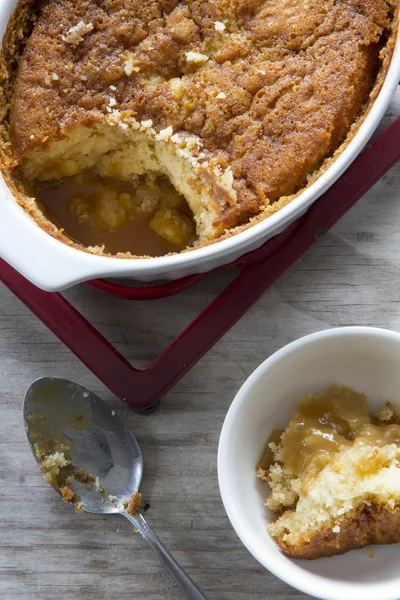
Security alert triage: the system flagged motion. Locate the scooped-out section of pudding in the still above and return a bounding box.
[257,385,400,559]
[36,169,196,256]
[21,120,230,253]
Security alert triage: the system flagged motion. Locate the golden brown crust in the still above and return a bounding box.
[0,0,44,168]
[8,3,398,199]
[280,502,400,559]
[1,0,398,256]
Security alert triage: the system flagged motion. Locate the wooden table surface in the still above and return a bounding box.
[1,92,400,600]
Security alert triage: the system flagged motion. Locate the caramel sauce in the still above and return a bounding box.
[258,429,283,472]
[263,386,400,487]
[35,171,196,256]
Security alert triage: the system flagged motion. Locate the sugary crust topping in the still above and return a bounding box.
[8,0,396,233]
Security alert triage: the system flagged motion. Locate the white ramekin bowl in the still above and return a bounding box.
[1,0,400,291]
[218,327,400,600]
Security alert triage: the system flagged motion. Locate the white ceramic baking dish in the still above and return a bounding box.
[1,0,400,292]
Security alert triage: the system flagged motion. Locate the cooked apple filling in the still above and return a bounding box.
[36,170,196,256]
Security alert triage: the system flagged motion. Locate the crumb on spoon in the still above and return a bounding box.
[124,491,142,515]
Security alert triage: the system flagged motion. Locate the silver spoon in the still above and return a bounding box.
[24,377,210,600]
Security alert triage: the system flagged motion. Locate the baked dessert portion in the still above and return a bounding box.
[257,385,400,559]
[1,0,398,255]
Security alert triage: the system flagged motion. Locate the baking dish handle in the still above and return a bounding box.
[0,188,111,291]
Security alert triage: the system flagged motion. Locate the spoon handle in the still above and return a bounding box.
[123,511,210,600]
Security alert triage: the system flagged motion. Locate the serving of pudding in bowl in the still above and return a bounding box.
[258,384,400,560]
[218,328,400,600]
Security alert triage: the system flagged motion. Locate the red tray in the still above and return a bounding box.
[2,114,400,412]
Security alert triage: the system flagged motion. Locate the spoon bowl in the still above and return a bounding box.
[25,377,142,514]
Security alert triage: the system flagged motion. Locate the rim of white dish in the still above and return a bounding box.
[0,0,400,289]
[218,326,400,600]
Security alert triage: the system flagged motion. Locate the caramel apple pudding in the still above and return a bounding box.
[258,385,400,559]
[0,0,397,257]
[36,171,196,255]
